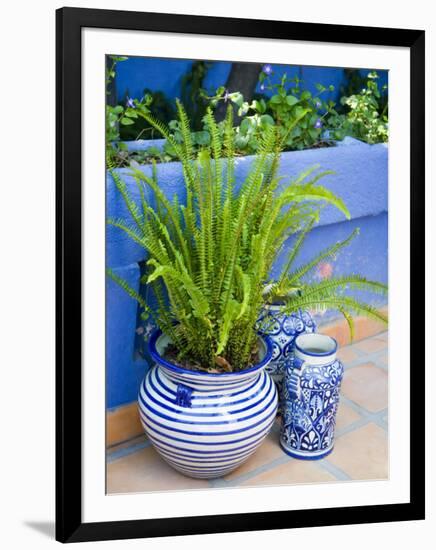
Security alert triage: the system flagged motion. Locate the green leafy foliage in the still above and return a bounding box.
[246,73,337,151]
[106,60,388,168]
[107,103,356,372]
[327,72,388,144]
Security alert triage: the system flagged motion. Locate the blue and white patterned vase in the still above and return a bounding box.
[138,329,278,479]
[257,306,316,412]
[280,333,344,460]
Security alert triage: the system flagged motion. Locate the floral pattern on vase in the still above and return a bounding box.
[280,333,344,459]
[257,306,316,413]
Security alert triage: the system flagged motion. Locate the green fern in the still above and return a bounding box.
[107,104,386,370]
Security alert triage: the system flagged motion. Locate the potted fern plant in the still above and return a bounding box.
[107,102,357,478]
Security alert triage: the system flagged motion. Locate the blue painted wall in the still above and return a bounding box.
[106,264,148,407]
[106,137,388,409]
[115,57,387,105]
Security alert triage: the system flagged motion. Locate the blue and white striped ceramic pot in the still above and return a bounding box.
[138,329,278,479]
[280,333,344,460]
[257,306,316,411]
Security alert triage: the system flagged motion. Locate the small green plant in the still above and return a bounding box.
[106,55,155,165]
[106,56,179,166]
[327,71,388,144]
[254,68,336,151]
[200,68,336,154]
[106,56,154,141]
[119,88,177,142]
[107,103,387,372]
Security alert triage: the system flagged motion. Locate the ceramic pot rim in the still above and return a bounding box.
[148,329,273,378]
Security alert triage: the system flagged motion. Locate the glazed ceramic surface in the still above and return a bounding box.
[257,307,316,410]
[280,333,343,460]
[138,330,278,479]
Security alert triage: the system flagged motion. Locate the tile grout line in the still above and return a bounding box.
[318,459,352,481]
[107,433,147,451]
[209,454,293,488]
[341,351,388,371]
[340,394,387,422]
[107,438,151,463]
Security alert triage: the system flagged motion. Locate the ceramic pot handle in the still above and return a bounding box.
[175,383,194,408]
[288,356,306,400]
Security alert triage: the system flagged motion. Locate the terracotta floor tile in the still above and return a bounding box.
[328,423,388,480]
[335,401,361,431]
[322,323,352,348]
[107,446,209,493]
[224,430,283,480]
[355,337,387,354]
[341,363,388,413]
[241,459,336,487]
[337,346,360,365]
[353,315,387,342]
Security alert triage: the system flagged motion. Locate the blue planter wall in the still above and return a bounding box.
[106,137,388,409]
[115,57,387,105]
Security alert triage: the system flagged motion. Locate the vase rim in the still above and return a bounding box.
[294,332,338,358]
[148,329,273,379]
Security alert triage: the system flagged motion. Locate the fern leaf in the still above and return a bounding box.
[286,228,360,285]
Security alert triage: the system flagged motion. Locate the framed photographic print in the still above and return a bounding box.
[56,6,425,543]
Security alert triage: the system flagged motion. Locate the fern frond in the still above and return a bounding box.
[107,218,146,248]
[276,214,318,292]
[339,307,355,341]
[107,102,387,371]
[136,110,184,159]
[297,274,388,299]
[284,293,388,325]
[108,169,144,230]
[280,181,350,220]
[106,267,152,318]
[175,99,194,160]
[286,228,360,285]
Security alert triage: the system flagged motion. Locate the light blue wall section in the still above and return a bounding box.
[115,57,387,104]
[106,138,388,409]
[110,137,387,231]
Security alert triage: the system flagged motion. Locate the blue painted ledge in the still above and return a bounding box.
[106,137,388,408]
[107,137,387,267]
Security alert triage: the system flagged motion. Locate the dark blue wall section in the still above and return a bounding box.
[115,57,387,105]
[106,263,148,408]
[116,57,193,101]
[106,137,388,409]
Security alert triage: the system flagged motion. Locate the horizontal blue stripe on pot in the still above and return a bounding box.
[138,329,278,479]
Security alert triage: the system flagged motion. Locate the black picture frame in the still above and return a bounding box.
[56,6,425,543]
